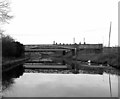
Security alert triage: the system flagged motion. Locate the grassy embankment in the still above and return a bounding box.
[63,47,119,69]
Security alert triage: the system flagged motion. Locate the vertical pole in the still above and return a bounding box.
[108,22,112,65]
[84,37,86,44]
[73,37,75,44]
[108,22,112,97]
[109,73,112,97]
[102,36,104,46]
[108,22,112,47]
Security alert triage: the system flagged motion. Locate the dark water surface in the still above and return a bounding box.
[2,59,119,97]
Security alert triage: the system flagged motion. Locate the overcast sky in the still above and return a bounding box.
[3,0,119,46]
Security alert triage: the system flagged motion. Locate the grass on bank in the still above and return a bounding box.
[63,47,119,69]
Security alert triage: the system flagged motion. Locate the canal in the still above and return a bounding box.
[2,59,119,97]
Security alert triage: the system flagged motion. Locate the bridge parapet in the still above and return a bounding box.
[24,44,75,50]
[24,44,103,52]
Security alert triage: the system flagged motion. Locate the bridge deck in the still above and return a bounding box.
[25,48,70,52]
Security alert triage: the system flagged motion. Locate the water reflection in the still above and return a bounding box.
[2,58,119,97]
[3,73,118,97]
[2,66,24,91]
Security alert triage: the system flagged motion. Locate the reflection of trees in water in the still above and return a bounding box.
[104,68,119,76]
[2,78,14,91]
[2,65,24,91]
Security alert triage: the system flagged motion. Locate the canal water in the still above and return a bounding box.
[2,59,119,97]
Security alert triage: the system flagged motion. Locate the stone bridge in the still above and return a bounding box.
[24,44,76,60]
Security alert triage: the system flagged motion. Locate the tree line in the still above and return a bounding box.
[1,34,24,58]
[0,1,24,58]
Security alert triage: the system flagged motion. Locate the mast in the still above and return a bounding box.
[108,22,112,97]
[108,22,112,47]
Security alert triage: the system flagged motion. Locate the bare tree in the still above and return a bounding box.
[0,0,13,24]
[0,0,13,37]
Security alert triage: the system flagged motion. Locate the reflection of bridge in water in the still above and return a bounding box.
[23,58,79,74]
[24,63,68,69]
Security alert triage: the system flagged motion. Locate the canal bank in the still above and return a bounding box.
[2,57,29,72]
[75,53,119,69]
[62,47,119,70]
